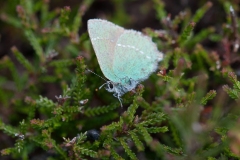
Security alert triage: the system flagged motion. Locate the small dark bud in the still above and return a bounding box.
[64,6,71,11]
[76,56,84,61]
[86,129,100,141]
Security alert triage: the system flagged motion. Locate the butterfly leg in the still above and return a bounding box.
[118,96,123,107]
[113,93,123,107]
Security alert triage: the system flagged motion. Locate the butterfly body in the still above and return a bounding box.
[104,78,138,96]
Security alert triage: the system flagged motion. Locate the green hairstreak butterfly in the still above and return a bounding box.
[87,19,163,106]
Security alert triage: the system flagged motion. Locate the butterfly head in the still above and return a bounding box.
[101,78,138,107]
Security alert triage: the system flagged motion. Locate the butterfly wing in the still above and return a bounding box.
[88,19,124,82]
[112,30,163,83]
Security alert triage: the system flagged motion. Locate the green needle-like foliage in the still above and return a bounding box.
[1,0,240,159]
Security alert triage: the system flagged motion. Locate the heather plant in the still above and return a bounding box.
[0,0,240,159]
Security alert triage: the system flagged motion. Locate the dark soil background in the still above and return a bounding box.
[0,0,232,57]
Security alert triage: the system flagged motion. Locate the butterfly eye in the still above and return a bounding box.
[108,83,114,89]
[105,82,114,92]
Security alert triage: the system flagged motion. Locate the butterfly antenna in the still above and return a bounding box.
[86,68,108,82]
[99,82,109,89]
